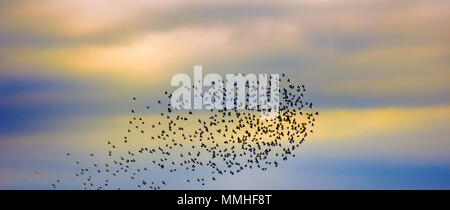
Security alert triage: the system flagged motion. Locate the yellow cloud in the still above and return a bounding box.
[313,106,450,141]
[2,21,302,84]
[337,45,448,66]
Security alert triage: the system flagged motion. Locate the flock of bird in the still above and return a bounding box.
[47,73,318,189]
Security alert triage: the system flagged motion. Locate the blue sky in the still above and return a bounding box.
[0,0,449,189]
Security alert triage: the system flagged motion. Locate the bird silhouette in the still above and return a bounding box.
[53,73,318,190]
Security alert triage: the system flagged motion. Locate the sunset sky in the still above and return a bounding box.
[0,0,449,189]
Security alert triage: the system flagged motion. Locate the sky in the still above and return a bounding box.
[0,0,449,189]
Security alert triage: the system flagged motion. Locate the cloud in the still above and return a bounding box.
[306,106,450,163]
[1,21,303,83]
[1,0,448,94]
[1,105,448,189]
[314,106,450,141]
